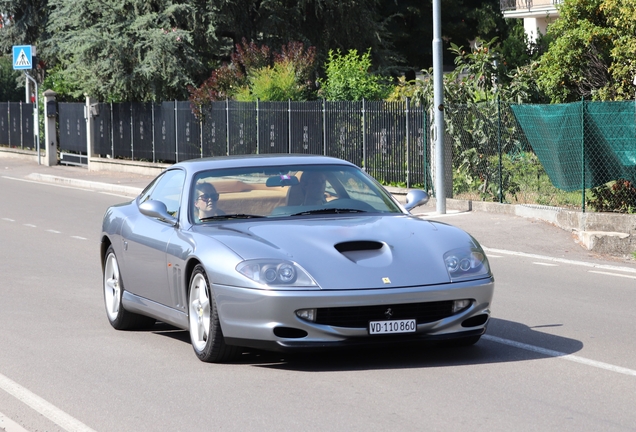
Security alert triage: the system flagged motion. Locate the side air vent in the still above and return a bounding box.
[273,327,308,339]
[461,314,489,328]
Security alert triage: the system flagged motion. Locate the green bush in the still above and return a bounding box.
[588,180,636,213]
[237,61,306,102]
[318,49,389,101]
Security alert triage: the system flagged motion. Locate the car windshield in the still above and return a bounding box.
[190,164,403,223]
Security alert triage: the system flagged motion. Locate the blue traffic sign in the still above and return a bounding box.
[13,45,33,70]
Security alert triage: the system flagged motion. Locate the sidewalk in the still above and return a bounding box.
[1,154,635,266]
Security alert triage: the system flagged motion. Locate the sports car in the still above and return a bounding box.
[101,155,494,362]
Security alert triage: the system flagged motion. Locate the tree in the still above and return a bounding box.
[43,0,226,102]
[0,0,49,53]
[217,0,394,74]
[600,0,636,100]
[535,0,636,102]
[0,55,24,101]
[535,0,611,102]
[379,0,514,73]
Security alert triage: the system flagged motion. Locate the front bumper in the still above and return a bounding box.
[214,277,494,351]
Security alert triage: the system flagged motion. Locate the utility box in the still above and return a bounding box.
[46,100,57,118]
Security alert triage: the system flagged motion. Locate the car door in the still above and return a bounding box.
[121,169,186,307]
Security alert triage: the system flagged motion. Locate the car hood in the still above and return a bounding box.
[196,215,482,290]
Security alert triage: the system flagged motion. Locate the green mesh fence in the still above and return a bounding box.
[511,101,636,192]
[444,100,636,212]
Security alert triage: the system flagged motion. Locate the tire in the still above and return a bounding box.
[103,245,155,330]
[188,264,239,363]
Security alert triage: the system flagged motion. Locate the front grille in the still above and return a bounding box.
[315,301,454,328]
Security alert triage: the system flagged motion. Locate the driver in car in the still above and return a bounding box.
[299,171,327,205]
[194,182,224,221]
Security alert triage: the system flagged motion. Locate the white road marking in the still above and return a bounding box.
[46,229,61,234]
[0,373,97,432]
[532,262,558,267]
[0,411,29,432]
[71,236,87,240]
[589,270,636,280]
[487,254,502,258]
[483,335,636,377]
[2,218,15,222]
[23,224,36,228]
[483,247,636,274]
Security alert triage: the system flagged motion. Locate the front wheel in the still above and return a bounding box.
[103,245,155,330]
[188,265,239,363]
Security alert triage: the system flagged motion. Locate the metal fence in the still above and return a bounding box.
[0,101,36,150]
[500,0,562,11]
[2,98,635,213]
[86,99,431,189]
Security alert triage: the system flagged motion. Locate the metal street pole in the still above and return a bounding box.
[25,72,40,165]
[433,0,446,214]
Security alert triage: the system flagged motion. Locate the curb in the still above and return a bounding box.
[25,173,143,197]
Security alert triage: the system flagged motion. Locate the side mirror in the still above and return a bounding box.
[403,189,429,211]
[139,199,177,225]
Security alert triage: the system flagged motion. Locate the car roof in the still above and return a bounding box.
[171,154,357,175]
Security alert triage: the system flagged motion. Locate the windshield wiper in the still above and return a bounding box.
[290,208,367,216]
[200,214,266,221]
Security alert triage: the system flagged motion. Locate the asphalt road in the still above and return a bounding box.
[1,172,635,432]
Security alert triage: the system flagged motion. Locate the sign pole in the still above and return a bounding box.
[13,45,40,164]
[25,72,40,165]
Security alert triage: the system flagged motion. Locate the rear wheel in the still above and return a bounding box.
[103,245,155,330]
[188,264,239,363]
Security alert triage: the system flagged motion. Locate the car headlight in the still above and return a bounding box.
[443,248,490,282]
[236,260,318,288]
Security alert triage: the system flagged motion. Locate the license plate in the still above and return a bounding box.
[369,319,417,335]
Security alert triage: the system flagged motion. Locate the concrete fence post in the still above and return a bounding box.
[43,89,58,166]
[85,95,97,169]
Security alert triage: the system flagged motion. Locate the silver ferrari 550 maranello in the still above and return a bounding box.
[101,154,494,362]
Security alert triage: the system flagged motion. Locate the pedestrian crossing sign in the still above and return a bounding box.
[13,45,33,70]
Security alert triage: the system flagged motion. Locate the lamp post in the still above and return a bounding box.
[432,0,446,214]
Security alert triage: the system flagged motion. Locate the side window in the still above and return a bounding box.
[142,169,186,217]
[139,176,161,204]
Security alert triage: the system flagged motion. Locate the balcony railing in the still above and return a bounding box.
[500,0,562,12]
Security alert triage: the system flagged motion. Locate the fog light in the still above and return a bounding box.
[296,309,317,322]
[452,299,471,313]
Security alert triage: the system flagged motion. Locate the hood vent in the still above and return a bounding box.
[335,241,392,267]
[335,241,383,253]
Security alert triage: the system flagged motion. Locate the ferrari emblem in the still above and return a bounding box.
[382,277,391,284]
